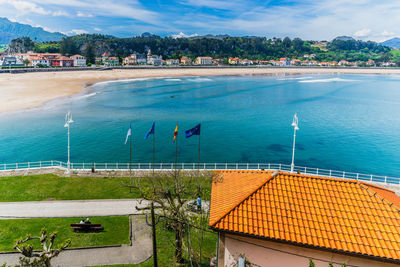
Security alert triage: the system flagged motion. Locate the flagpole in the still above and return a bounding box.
[130,123,132,187]
[175,132,178,173]
[198,132,201,172]
[153,128,155,174]
[290,114,299,173]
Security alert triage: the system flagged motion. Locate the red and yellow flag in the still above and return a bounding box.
[173,123,178,143]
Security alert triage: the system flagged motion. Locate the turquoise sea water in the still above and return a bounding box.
[0,74,400,177]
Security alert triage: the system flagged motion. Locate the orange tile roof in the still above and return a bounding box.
[209,170,400,262]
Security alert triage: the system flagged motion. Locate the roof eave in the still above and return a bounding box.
[210,227,400,265]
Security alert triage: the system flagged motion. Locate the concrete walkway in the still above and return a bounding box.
[0,215,153,266]
[0,199,150,219]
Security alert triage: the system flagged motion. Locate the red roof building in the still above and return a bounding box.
[210,170,400,266]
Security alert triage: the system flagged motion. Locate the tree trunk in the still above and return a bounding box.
[174,222,184,264]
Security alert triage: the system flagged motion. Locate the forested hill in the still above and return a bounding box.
[7,34,393,63]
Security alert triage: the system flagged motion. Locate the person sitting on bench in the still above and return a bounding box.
[79,219,85,224]
[85,218,91,224]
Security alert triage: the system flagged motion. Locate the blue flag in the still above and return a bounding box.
[185,123,201,138]
[144,122,155,139]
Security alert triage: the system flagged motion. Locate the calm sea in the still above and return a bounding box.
[0,74,400,177]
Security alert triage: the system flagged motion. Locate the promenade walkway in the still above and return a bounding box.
[0,200,154,266]
[0,215,152,266]
[0,199,149,219]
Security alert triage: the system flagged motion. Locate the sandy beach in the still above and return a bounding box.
[1,67,400,113]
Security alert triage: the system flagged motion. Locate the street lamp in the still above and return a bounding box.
[290,113,299,173]
[64,111,74,173]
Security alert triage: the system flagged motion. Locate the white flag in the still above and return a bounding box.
[124,125,132,144]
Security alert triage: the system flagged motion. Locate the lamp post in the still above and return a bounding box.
[64,111,74,173]
[290,113,299,173]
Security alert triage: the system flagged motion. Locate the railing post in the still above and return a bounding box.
[268,163,270,169]
[16,163,18,169]
[116,163,118,169]
[258,163,260,170]
[305,167,307,174]
[279,164,281,170]
[370,174,373,182]
[247,163,249,169]
[149,163,151,169]
[28,162,30,169]
[329,170,331,177]
[225,163,227,169]
[385,176,387,184]
[204,163,205,169]
[236,163,238,169]
[105,163,108,169]
[343,172,345,178]
[316,168,319,175]
[193,163,195,169]
[356,173,359,180]
[161,163,163,169]
[215,163,217,169]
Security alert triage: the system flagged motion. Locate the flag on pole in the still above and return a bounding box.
[144,122,155,139]
[173,123,178,143]
[185,124,201,138]
[124,124,132,144]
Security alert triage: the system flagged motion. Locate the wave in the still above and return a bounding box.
[187,77,213,82]
[165,78,182,82]
[277,76,313,81]
[299,78,358,83]
[92,78,151,87]
[74,92,97,100]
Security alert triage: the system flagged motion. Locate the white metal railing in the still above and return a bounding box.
[0,160,398,185]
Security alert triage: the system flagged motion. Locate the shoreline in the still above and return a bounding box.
[2,67,400,113]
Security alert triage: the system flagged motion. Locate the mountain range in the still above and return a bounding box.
[380,38,400,48]
[0,17,66,44]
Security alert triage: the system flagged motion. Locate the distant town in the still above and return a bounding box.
[1,49,396,68]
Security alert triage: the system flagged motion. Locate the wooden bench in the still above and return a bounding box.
[70,223,103,232]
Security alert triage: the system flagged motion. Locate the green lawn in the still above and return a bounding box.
[0,174,212,202]
[0,216,129,252]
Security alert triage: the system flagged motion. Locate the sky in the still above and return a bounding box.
[0,0,399,41]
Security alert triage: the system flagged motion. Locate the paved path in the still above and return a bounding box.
[0,215,153,266]
[0,199,150,219]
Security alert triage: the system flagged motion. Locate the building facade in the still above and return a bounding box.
[195,56,212,65]
[70,55,87,67]
[210,170,400,267]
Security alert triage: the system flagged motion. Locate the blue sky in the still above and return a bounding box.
[0,0,399,41]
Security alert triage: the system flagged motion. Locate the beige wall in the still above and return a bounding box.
[220,233,399,267]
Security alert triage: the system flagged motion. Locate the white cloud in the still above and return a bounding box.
[180,0,246,10]
[52,10,69,16]
[68,29,89,35]
[172,32,199,38]
[94,27,102,31]
[353,29,371,38]
[76,11,93,17]
[25,0,160,24]
[0,0,68,16]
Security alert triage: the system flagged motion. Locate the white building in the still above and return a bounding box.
[147,50,162,66]
[165,59,180,65]
[70,55,87,67]
[123,54,137,65]
[30,56,50,67]
[195,57,213,65]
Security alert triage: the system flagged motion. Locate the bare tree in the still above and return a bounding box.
[13,228,71,267]
[133,170,211,264]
